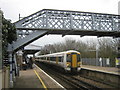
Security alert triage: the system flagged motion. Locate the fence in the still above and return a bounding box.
[82,58,115,67]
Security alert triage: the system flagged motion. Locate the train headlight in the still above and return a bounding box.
[78,62,81,67]
[66,62,71,67]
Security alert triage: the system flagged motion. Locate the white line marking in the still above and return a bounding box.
[34,64,66,89]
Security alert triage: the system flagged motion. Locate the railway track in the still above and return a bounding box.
[77,74,117,88]
[70,76,101,89]
[35,61,103,89]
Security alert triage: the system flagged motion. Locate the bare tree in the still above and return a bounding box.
[38,37,117,61]
[98,37,117,58]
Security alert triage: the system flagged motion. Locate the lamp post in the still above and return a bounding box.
[96,43,99,66]
[0,8,3,90]
[118,1,120,58]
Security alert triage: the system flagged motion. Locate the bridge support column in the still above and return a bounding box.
[12,53,17,82]
[8,44,16,88]
[14,54,18,76]
[9,52,13,88]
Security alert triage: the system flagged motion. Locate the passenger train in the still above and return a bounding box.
[35,50,82,72]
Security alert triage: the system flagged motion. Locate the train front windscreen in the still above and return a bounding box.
[67,53,81,68]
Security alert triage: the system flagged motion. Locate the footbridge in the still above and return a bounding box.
[10,9,120,51]
[7,9,120,52]
[7,9,120,87]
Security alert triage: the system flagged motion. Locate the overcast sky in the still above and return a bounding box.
[0,0,120,46]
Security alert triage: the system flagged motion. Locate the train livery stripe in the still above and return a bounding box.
[34,70,47,90]
[72,54,77,67]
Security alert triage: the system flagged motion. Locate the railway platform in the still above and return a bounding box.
[81,65,120,88]
[13,64,64,89]
[82,65,120,75]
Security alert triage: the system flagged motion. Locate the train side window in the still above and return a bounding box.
[67,54,71,62]
[50,57,52,61]
[77,54,81,62]
[58,57,61,62]
[57,56,63,62]
[51,57,56,61]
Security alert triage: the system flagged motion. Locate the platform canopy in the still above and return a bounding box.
[24,44,41,54]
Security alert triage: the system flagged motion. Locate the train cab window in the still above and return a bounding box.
[77,54,81,62]
[67,54,71,62]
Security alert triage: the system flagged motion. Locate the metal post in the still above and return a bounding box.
[118,38,120,58]
[8,43,14,88]
[14,54,18,76]
[0,8,3,90]
[0,9,2,69]
[92,14,95,30]
[118,2,120,67]
[62,14,65,29]
[9,52,13,88]
[46,10,48,28]
[19,14,20,20]
[70,12,73,29]
[12,53,17,82]
[96,42,99,66]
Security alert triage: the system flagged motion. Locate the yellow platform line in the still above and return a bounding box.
[34,70,47,90]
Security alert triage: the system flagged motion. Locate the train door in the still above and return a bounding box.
[72,54,77,68]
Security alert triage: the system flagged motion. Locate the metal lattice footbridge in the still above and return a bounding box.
[7,9,120,88]
[9,9,120,51]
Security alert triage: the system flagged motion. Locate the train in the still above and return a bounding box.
[35,50,82,72]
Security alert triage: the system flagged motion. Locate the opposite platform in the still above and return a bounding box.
[82,65,120,75]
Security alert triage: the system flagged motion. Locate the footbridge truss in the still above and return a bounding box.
[9,9,120,51]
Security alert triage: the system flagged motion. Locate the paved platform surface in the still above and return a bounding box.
[34,64,64,89]
[13,64,64,89]
[82,65,120,75]
[14,69,43,88]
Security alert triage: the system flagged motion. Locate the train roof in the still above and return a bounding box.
[36,50,80,57]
